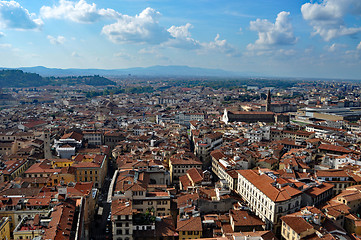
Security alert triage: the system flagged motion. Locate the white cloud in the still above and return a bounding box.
[301,0,361,41]
[47,35,66,45]
[113,51,132,60]
[0,43,11,48]
[138,48,157,54]
[166,23,239,56]
[247,11,297,50]
[97,7,240,56]
[166,23,201,49]
[201,34,240,57]
[357,41,361,51]
[0,1,42,30]
[245,48,297,57]
[325,43,347,52]
[102,7,170,44]
[168,23,193,39]
[40,0,120,23]
[0,31,4,37]
[72,51,80,57]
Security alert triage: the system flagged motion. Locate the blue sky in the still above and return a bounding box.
[0,0,361,79]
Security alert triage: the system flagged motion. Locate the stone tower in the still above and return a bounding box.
[266,89,271,112]
[43,130,52,159]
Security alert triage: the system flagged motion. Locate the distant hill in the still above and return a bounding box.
[11,65,247,77]
[0,69,116,88]
[46,75,116,86]
[0,69,50,88]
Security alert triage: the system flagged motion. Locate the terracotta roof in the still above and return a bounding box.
[281,216,313,235]
[318,144,351,154]
[61,131,83,141]
[180,175,192,189]
[229,111,274,115]
[177,193,199,208]
[187,168,204,184]
[233,231,278,240]
[112,199,133,216]
[22,120,47,129]
[237,170,302,202]
[210,150,227,161]
[156,215,178,237]
[304,183,334,197]
[230,209,264,227]
[176,216,202,231]
[42,201,76,240]
[316,169,349,178]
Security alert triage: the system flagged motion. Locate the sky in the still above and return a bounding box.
[0,0,361,79]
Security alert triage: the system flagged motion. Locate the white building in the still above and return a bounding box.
[237,169,302,234]
[244,129,263,143]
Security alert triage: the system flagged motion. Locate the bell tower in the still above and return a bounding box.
[266,89,271,112]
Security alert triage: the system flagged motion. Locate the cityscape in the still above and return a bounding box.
[1,1,361,240]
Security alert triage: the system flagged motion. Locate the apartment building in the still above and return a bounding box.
[237,169,302,233]
[169,152,202,184]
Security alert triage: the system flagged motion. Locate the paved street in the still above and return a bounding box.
[90,159,115,239]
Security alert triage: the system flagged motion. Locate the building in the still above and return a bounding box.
[169,152,202,184]
[111,199,134,240]
[222,109,275,124]
[83,131,103,146]
[0,217,10,240]
[229,209,265,232]
[237,169,302,233]
[53,131,83,159]
[281,206,346,240]
[112,170,172,217]
[176,216,202,239]
[73,154,107,188]
[1,159,30,181]
[194,132,223,166]
[315,169,361,195]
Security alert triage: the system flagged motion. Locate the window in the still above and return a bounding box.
[188,231,193,235]
[117,229,122,234]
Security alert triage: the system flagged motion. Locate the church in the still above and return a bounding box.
[222,90,290,124]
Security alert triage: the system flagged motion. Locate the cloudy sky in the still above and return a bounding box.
[0,0,361,79]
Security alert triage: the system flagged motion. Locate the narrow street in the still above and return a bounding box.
[90,157,115,239]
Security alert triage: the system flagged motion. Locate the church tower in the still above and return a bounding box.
[266,89,271,112]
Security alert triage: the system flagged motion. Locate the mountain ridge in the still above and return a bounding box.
[1,65,251,77]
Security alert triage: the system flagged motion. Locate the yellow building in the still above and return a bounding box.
[2,159,29,181]
[48,166,77,186]
[0,217,10,240]
[336,185,361,213]
[281,216,315,240]
[51,158,74,168]
[176,216,202,239]
[73,155,107,188]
